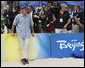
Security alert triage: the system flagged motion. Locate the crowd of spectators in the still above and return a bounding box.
[1,1,84,34]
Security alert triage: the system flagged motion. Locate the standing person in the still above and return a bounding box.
[73,6,81,33]
[11,7,35,65]
[52,1,61,14]
[28,5,34,32]
[28,5,34,19]
[4,5,13,33]
[67,7,73,33]
[34,5,41,33]
[1,7,5,34]
[74,10,84,33]
[45,1,61,33]
[28,5,40,33]
[73,4,79,14]
[53,4,71,33]
[39,4,47,33]
[45,1,54,33]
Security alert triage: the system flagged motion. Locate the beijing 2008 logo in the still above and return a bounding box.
[56,39,84,51]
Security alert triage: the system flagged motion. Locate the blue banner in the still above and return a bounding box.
[51,33,84,58]
[59,1,84,6]
[1,33,84,61]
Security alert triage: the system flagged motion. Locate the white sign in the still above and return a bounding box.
[56,39,84,51]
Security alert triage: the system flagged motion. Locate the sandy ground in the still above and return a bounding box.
[1,58,84,67]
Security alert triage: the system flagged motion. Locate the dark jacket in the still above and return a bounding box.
[4,9,13,29]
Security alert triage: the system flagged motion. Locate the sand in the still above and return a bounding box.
[1,57,84,67]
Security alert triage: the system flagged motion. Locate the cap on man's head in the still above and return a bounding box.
[21,6,28,10]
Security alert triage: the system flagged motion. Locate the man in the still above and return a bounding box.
[28,5,40,33]
[74,10,84,33]
[39,4,47,33]
[45,2,54,32]
[1,7,5,34]
[4,5,13,33]
[52,1,61,14]
[11,7,35,65]
[45,1,61,33]
[53,4,71,33]
[73,4,79,14]
[67,7,73,33]
[73,6,82,33]
[28,5,34,20]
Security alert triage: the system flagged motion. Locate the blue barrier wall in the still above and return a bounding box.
[1,33,84,61]
[51,33,84,58]
[1,33,50,61]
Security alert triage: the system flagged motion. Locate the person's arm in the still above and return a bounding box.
[74,16,84,27]
[63,18,71,29]
[51,13,56,23]
[11,15,18,36]
[41,10,47,19]
[74,16,78,23]
[31,25,34,33]
[30,15,35,36]
[1,28,4,33]
[11,25,15,36]
[41,15,46,19]
[77,20,84,27]
[31,26,35,37]
[63,12,71,29]
[12,25,15,33]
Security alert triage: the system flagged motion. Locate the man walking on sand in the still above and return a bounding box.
[11,6,35,65]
